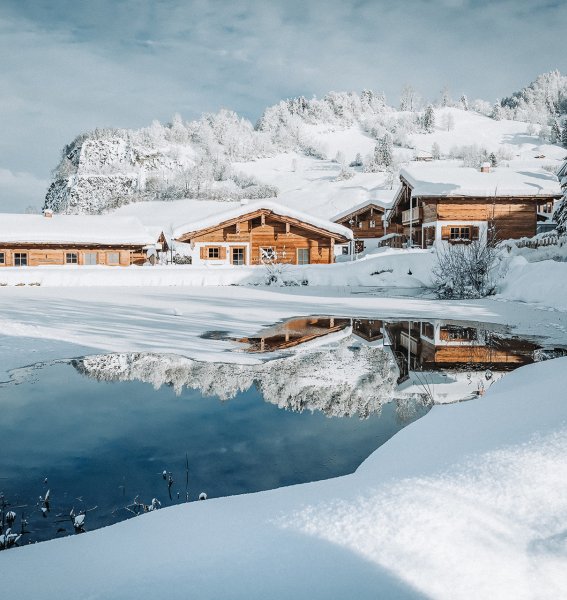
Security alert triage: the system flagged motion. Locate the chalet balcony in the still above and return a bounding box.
[401,206,422,225]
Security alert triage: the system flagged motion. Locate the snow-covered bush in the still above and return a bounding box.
[432,241,501,299]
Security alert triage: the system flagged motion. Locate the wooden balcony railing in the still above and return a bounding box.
[401,206,422,225]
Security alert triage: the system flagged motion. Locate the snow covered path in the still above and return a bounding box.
[1,285,566,378]
[1,354,566,599]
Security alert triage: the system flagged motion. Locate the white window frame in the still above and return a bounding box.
[0,252,5,265]
[65,252,78,265]
[231,247,245,266]
[297,248,309,265]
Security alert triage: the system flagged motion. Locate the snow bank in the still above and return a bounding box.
[2,356,566,599]
[498,256,567,311]
[0,249,434,288]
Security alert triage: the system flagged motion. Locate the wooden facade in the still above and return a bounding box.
[389,175,562,248]
[175,208,350,266]
[0,245,148,267]
[333,203,403,251]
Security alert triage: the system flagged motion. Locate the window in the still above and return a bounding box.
[297,248,309,265]
[369,220,376,228]
[260,247,276,262]
[0,252,4,265]
[107,252,120,265]
[84,252,97,265]
[232,247,245,265]
[65,252,78,264]
[14,253,27,266]
[450,227,471,240]
[207,247,220,259]
[341,246,349,255]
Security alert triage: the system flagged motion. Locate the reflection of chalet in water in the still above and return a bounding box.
[385,320,541,383]
[236,317,351,352]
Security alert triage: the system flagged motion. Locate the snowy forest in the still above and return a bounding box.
[44,70,567,215]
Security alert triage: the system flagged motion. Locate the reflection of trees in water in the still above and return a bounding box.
[72,340,414,419]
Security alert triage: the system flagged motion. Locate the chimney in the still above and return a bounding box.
[43,209,53,218]
[480,162,491,173]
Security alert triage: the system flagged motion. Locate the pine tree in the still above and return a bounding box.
[460,95,469,111]
[374,134,393,169]
[423,105,435,133]
[489,152,498,167]
[562,124,567,148]
[550,119,561,144]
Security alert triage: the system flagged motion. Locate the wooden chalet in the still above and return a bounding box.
[387,164,563,248]
[0,211,159,267]
[332,192,401,254]
[173,201,352,266]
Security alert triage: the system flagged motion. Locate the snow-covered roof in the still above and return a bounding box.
[399,164,562,198]
[173,200,353,240]
[0,214,157,245]
[557,160,567,182]
[332,189,399,222]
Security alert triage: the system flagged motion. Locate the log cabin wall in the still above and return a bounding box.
[187,214,338,265]
[0,245,146,267]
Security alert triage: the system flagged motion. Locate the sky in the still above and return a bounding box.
[1,0,566,212]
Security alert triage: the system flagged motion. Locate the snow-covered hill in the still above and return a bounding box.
[43,73,567,230]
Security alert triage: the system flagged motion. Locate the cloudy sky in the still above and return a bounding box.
[1,0,565,212]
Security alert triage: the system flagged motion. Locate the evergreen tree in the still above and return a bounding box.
[423,105,435,133]
[374,134,393,169]
[460,95,469,111]
[489,152,498,167]
[562,124,567,148]
[350,152,363,167]
[550,119,562,144]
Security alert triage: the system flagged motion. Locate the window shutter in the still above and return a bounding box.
[220,247,227,260]
[441,226,451,241]
[200,246,207,259]
[472,226,480,241]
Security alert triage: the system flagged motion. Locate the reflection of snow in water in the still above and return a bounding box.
[73,338,432,419]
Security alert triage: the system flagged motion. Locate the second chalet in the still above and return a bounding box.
[387,163,562,247]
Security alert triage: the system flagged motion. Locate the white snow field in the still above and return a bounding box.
[1,348,565,600]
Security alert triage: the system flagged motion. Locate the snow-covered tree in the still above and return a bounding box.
[442,113,455,131]
[399,85,418,111]
[431,142,441,160]
[376,134,394,168]
[491,102,503,121]
[440,86,452,107]
[489,152,498,167]
[423,105,435,133]
[350,152,363,167]
[562,124,567,148]
[460,95,469,111]
[550,119,562,144]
